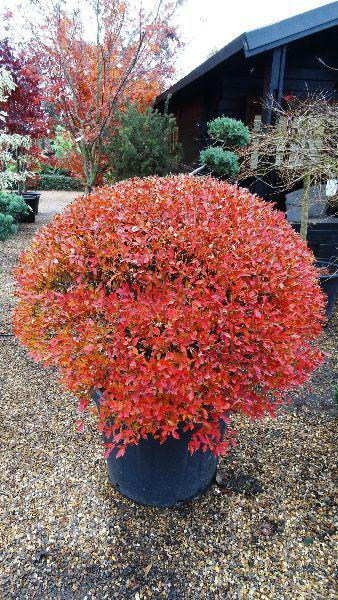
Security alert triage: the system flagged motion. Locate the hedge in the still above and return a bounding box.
[30,174,84,191]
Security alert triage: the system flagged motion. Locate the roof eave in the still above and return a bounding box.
[244,18,338,56]
[156,34,244,105]
[155,2,338,105]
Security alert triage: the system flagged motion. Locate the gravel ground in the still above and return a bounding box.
[0,191,337,599]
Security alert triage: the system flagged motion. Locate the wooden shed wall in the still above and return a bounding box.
[168,25,338,168]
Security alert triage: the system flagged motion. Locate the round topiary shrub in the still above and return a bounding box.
[199,147,239,177]
[13,176,324,458]
[207,116,250,148]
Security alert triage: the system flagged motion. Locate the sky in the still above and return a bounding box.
[173,0,335,81]
[1,0,335,83]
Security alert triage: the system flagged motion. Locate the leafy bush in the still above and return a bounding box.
[207,117,250,148]
[106,104,182,181]
[0,191,29,220]
[200,147,239,177]
[199,116,250,178]
[0,213,17,241]
[30,174,84,191]
[0,191,28,241]
[39,165,70,176]
[13,176,324,458]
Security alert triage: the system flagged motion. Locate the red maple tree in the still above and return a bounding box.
[0,38,47,138]
[8,0,182,192]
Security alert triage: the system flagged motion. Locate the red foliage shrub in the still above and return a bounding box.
[13,176,324,457]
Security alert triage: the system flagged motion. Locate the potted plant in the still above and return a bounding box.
[13,176,324,507]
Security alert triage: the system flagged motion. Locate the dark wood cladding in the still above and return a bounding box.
[283,26,338,94]
[159,25,338,170]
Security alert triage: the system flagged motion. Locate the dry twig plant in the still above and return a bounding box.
[239,93,338,239]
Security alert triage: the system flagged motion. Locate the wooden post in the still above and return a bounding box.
[255,44,287,200]
[261,45,287,125]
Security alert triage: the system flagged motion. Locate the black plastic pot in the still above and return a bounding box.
[18,193,40,223]
[92,390,223,508]
[22,192,40,215]
[317,260,338,320]
[19,204,35,223]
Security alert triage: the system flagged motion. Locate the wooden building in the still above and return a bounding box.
[156,2,338,170]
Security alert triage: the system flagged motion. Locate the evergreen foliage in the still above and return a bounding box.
[200,147,239,178]
[106,104,182,181]
[207,117,250,148]
[199,116,249,178]
[0,213,17,241]
[0,191,28,241]
[30,174,84,191]
[0,191,29,220]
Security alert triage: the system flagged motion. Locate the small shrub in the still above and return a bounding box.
[30,174,84,191]
[106,104,182,181]
[207,117,250,148]
[200,147,239,177]
[0,191,29,220]
[0,213,17,241]
[13,176,324,458]
[199,116,250,177]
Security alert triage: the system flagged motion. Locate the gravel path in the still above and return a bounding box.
[0,191,336,599]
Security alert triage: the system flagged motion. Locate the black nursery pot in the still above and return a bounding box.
[317,260,338,321]
[19,192,41,222]
[92,390,223,508]
[22,192,41,216]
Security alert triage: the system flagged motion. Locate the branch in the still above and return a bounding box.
[317,56,338,71]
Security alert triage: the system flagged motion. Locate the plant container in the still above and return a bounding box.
[19,193,40,223]
[22,192,41,215]
[92,389,223,508]
[317,260,338,320]
[19,203,35,223]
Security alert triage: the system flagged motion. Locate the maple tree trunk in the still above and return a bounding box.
[81,145,94,195]
[85,164,100,195]
[300,173,310,241]
[81,141,101,195]
[16,154,24,195]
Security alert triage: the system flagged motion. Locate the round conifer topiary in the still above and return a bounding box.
[198,116,250,177]
[207,116,250,148]
[199,147,239,177]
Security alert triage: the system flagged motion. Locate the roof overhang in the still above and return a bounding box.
[244,0,338,56]
[156,1,338,105]
[156,35,244,104]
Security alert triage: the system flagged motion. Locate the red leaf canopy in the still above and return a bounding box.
[13,176,325,456]
[0,38,48,138]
